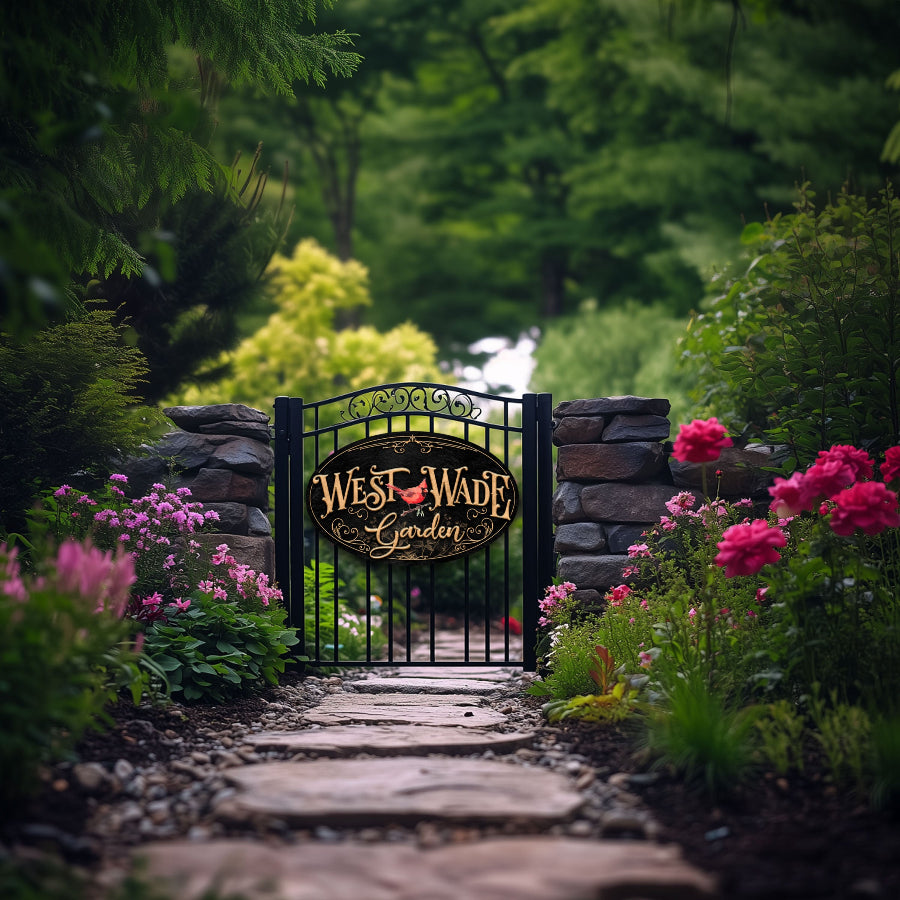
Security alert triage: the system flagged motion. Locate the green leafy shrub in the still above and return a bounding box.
[0,309,155,534]
[683,183,900,469]
[141,590,298,704]
[0,539,138,805]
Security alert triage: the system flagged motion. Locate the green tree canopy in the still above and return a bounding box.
[0,0,360,336]
[169,239,443,419]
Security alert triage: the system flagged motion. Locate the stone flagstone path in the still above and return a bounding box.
[129,633,719,899]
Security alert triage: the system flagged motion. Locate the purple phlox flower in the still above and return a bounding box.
[53,484,73,498]
[109,473,128,483]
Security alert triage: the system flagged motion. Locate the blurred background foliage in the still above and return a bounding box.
[3,0,900,527]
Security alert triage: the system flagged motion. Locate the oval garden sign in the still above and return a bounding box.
[306,432,519,563]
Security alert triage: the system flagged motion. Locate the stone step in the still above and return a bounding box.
[352,676,513,694]
[242,724,535,757]
[136,836,718,900]
[214,757,583,827]
[303,693,507,728]
[377,666,518,681]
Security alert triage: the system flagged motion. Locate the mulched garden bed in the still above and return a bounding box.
[556,719,900,900]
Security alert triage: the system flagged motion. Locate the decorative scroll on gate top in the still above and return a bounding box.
[343,386,482,422]
[306,431,518,563]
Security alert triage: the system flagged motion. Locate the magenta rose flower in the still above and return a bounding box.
[881,446,900,484]
[768,471,817,517]
[715,519,787,578]
[814,445,874,483]
[804,457,856,500]
[828,481,900,536]
[672,417,733,464]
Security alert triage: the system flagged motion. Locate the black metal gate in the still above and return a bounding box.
[273,383,553,669]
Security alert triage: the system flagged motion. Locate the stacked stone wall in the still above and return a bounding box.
[552,396,779,607]
[121,404,275,578]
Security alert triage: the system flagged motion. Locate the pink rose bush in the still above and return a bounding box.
[768,446,900,539]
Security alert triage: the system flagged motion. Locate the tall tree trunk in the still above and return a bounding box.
[540,250,567,319]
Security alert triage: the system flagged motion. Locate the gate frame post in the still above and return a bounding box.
[522,392,554,671]
[274,396,306,642]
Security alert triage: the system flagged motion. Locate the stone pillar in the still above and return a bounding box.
[121,403,276,578]
[551,396,778,604]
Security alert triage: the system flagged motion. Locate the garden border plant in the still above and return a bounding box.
[531,417,900,806]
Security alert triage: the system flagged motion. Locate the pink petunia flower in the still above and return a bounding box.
[715,520,787,578]
[828,481,900,537]
[671,417,733,464]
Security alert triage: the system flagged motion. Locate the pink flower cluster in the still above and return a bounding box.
[672,417,733,464]
[2,544,28,603]
[605,584,632,607]
[768,445,900,537]
[1,539,135,616]
[538,581,576,627]
[87,477,220,553]
[207,544,283,607]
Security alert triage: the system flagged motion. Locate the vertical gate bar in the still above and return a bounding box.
[273,397,290,626]
[331,424,339,663]
[404,567,411,661]
[313,405,321,664]
[483,427,491,663]
[364,416,372,663]
[504,401,511,660]
[537,393,555,615]
[388,580,395,663]
[429,564,436,663]
[289,400,306,649]
[521,394,539,671]
[463,417,470,662]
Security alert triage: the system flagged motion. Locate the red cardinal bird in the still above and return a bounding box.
[386,478,429,515]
